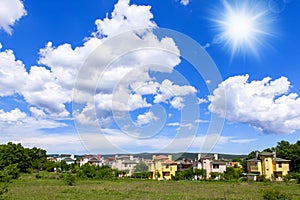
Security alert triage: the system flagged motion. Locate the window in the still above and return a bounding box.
[213,164,219,169]
[278,162,282,168]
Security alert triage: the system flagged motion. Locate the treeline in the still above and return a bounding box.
[0,142,47,182]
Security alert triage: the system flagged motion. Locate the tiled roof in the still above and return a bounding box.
[153,155,168,160]
[122,160,138,164]
[163,160,177,165]
[259,152,274,156]
[246,158,260,162]
[275,157,290,162]
[212,161,226,165]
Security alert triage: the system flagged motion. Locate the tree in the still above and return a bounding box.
[275,140,300,173]
[194,169,206,180]
[242,151,256,172]
[134,162,148,173]
[28,147,47,171]
[0,142,31,173]
[224,166,242,180]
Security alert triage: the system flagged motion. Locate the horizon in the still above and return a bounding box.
[0,0,300,155]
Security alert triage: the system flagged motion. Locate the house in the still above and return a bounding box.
[111,155,139,176]
[63,157,76,165]
[79,154,103,166]
[149,155,177,180]
[247,151,290,181]
[177,158,193,171]
[56,154,74,162]
[227,161,243,168]
[196,153,227,179]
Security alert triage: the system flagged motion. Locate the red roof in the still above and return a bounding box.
[153,155,168,160]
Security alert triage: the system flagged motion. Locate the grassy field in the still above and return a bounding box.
[2,173,300,199]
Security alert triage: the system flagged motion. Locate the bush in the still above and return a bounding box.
[64,173,76,186]
[239,177,248,182]
[131,172,150,179]
[0,184,8,199]
[257,175,268,182]
[0,164,20,182]
[35,173,42,179]
[262,189,291,200]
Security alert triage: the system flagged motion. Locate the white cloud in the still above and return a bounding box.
[195,119,209,123]
[167,122,193,130]
[167,122,180,126]
[0,0,199,153]
[94,0,156,38]
[180,0,190,6]
[230,138,258,144]
[36,0,185,127]
[0,108,66,130]
[29,107,46,118]
[0,49,28,96]
[22,66,71,117]
[209,74,300,134]
[170,96,185,109]
[197,98,208,104]
[0,0,26,34]
[135,111,159,126]
[154,79,196,104]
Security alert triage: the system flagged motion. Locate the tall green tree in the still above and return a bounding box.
[0,142,31,173]
[134,162,148,173]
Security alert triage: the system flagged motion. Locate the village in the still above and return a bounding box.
[47,151,290,181]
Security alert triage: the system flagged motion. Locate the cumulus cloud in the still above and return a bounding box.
[0,0,199,151]
[0,0,27,34]
[22,66,71,117]
[0,108,66,130]
[94,0,156,37]
[209,74,300,134]
[0,49,27,96]
[135,111,159,126]
[154,79,196,104]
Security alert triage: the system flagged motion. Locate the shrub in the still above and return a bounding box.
[131,172,150,179]
[0,164,20,182]
[35,173,42,179]
[262,189,291,200]
[64,173,76,186]
[257,175,268,182]
[0,184,8,199]
[239,177,248,182]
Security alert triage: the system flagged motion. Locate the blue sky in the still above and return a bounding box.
[0,0,299,155]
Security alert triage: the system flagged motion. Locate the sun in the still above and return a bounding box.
[212,1,274,58]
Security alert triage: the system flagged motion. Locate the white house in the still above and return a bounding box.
[197,153,227,179]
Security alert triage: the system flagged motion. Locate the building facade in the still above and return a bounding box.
[247,152,290,181]
[149,155,177,180]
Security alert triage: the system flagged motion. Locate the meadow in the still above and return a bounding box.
[2,173,300,200]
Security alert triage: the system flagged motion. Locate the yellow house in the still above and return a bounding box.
[247,152,290,181]
[149,155,177,180]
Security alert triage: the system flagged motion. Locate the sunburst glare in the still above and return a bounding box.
[211,0,275,58]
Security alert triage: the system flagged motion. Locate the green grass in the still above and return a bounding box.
[2,173,300,199]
